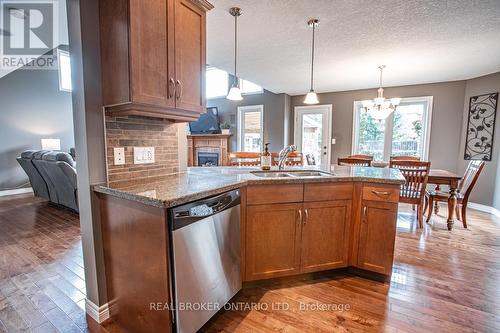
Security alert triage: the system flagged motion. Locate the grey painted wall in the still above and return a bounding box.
[291,80,467,172]
[457,72,500,209]
[207,76,288,152]
[0,52,74,190]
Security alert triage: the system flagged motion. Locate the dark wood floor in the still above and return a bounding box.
[0,194,499,332]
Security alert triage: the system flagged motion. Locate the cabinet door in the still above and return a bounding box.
[129,0,174,107]
[301,201,351,273]
[357,201,397,275]
[174,0,206,113]
[246,203,302,281]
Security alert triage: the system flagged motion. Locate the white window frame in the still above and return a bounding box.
[206,66,229,99]
[237,105,264,152]
[239,78,264,95]
[352,96,433,161]
[57,49,72,92]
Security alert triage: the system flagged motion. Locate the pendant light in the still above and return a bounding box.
[361,65,401,120]
[304,19,319,104]
[227,7,243,101]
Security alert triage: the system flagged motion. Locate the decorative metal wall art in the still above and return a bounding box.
[464,92,498,161]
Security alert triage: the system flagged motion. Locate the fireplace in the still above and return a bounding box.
[198,152,219,166]
[187,134,231,166]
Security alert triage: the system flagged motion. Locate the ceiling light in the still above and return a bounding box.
[363,65,401,120]
[304,19,319,105]
[227,7,243,101]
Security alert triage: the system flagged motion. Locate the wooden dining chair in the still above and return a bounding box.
[390,155,420,161]
[228,152,261,166]
[338,157,372,167]
[271,152,304,166]
[348,154,374,161]
[390,160,431,228]
[424,160,485,228]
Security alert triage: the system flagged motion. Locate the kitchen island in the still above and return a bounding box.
[93,166,404,333]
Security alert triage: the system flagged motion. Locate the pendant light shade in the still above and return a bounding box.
[227,7,243,101]
[304,91,319,104]
[227,85,243,101]
[304,19,319,105]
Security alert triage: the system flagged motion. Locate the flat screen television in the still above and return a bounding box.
[189,107,221,134]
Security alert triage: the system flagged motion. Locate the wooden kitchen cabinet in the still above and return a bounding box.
[300,200,351,273]
[100,0,212,121]
[245,203,302,281]
[357,200,398,275]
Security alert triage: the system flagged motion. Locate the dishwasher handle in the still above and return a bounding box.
[170,189,240,230]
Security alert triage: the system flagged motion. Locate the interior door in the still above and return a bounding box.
[174,0,206,113]
[294,105,332,167]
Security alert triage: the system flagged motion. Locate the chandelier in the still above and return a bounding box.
[362,65,401,120]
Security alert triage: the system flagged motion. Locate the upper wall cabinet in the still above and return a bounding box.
[100,0,213,122]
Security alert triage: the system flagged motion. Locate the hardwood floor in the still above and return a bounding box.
[0,194,87,332]
[0,193,499,332]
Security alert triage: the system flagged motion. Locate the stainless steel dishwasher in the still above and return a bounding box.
[169,189,241,333]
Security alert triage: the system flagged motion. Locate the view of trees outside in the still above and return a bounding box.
[356,103,424,160]
[392,104,424,157]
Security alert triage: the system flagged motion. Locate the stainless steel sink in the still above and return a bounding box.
[250,171,292,178]
[287,171,331,177]
[250,170,333,178]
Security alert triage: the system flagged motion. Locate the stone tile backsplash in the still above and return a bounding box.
[105,115,179,185]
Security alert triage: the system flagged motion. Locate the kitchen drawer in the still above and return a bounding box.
[304,183,353,202]
[362,184,399,203]
[247,184,303,205]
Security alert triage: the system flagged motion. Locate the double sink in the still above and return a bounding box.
[250,170,333,178]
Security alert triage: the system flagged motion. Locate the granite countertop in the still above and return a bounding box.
[93,165,405,208]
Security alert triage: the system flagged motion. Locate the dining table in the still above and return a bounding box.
[427,169,463,230]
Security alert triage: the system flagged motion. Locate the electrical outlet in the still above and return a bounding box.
[114,147,125,165]
[134,147,155,164]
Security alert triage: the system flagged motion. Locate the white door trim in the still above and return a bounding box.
[237,105,264,152]
[294,104,333,166]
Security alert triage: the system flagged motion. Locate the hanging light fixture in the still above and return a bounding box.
[227,7,243,101]
[361,65,401,120]
[304,19,319,104]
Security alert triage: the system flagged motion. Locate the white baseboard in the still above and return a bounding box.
[468,202,500,218]
[0,187,33,197]
[85,298,110,323]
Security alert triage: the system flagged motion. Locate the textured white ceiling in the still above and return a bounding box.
[207,0,500,95]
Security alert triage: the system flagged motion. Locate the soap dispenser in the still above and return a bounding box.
[261,143,271,170]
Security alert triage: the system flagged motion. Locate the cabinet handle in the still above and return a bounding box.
[371,190,390,197]
[168,78,175,99]
[298,209,302,225]
[363,206,367,222]
[304,209,309,224]
[175,80,182,100]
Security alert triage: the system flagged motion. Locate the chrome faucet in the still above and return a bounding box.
[278,145,297,170]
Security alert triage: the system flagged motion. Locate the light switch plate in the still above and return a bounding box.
[114,147,125,165]
[134,147,155,164]
[331,138,336,145]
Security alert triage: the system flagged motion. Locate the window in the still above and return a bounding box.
[352,96,433,161]
[57,49,72,92]
[239,78,263,95]
[206,67,229,99]
[237,105,264,152]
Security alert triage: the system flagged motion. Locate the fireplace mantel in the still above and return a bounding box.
[187,133,232,166]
